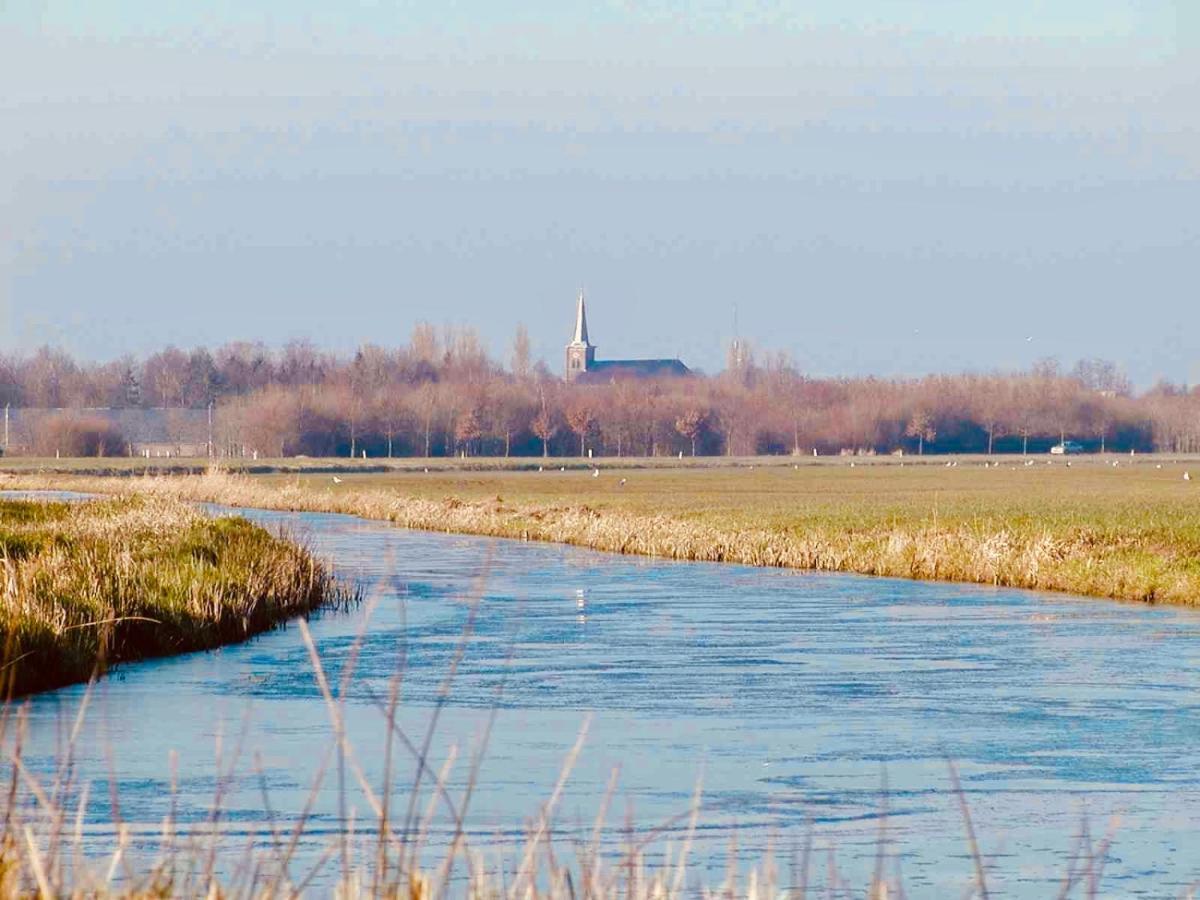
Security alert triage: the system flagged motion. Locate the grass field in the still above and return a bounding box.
[0,494,349,695]
[6,453,1200,606]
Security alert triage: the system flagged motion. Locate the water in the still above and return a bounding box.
[16,505,1200,896]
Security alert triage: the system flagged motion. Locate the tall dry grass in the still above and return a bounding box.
[0,495,350,696]
[4,467,1199,606]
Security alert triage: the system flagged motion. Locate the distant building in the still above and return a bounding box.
[564,292,690,383]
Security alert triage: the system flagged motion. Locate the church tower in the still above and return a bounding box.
[564,290,595,381]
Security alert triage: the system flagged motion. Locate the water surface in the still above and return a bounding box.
[18,505,1200,896]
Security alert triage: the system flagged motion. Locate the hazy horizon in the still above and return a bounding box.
[3,1,1197,385]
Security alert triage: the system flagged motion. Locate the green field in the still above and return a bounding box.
[7,452,1200,606]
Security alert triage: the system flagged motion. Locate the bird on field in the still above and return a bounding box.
[619,478,627,487]
[592,469,600,478]
[1185,471,1191,482]
[1066,461,1072,468]
[538,466,544,472]
[560,466,566,472]
[1156,464,1162,469]
[332,476,343,484]
[424,467,429,473]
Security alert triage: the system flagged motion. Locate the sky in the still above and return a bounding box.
[2,1,1198,384]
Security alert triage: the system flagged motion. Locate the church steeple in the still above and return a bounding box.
[572,290,590,345]
[565,289,596,381]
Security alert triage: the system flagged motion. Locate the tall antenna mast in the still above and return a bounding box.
[731,303,744,370]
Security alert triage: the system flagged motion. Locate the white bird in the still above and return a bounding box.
[332,476,343,484]
[619,478,627,487]
[592,469,600,478]
[1185,471,1191,482]
[538,466,544,472]
[1025,336,1034,342]
[560,466,566,472]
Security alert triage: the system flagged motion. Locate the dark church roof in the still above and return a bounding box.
[565,291,691,383]
[576,358,690,384]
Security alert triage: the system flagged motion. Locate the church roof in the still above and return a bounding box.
[576,358,691,383]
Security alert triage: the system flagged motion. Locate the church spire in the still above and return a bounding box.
[565,289,595,381]
[572,289,590,346]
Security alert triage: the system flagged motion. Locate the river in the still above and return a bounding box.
[17,504,1200,896]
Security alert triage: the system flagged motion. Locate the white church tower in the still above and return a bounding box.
[564,290,596,381]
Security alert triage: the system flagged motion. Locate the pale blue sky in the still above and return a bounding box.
[2,1,1197,382]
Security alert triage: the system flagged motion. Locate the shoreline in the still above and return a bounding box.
[4,467,1196,608]
[0,492,350,696]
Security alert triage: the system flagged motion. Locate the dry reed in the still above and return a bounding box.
[0,494,350,696]
[4,467,1198,606]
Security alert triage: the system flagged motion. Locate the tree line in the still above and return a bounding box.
[2,327,1199,458]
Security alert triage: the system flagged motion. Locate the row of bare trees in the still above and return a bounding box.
[206,359,1181,460]
[3,330,1200,457]
[0,326,500,412]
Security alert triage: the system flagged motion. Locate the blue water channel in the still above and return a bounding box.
[16,503,1200,896]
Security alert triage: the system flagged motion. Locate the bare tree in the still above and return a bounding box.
[372,387,409,458]
[566,401,596,457]
[532,408,557,458]
[905,410,936,455]
[511,324,532,381]
[454,407,482,457]
[674,409,707,456]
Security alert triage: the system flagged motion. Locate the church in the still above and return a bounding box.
[564,292,691,383]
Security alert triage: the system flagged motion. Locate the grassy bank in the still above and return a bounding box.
[0,495,347,696]
[8,456,1200,605]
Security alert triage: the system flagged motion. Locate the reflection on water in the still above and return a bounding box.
[17,506,1200,896]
